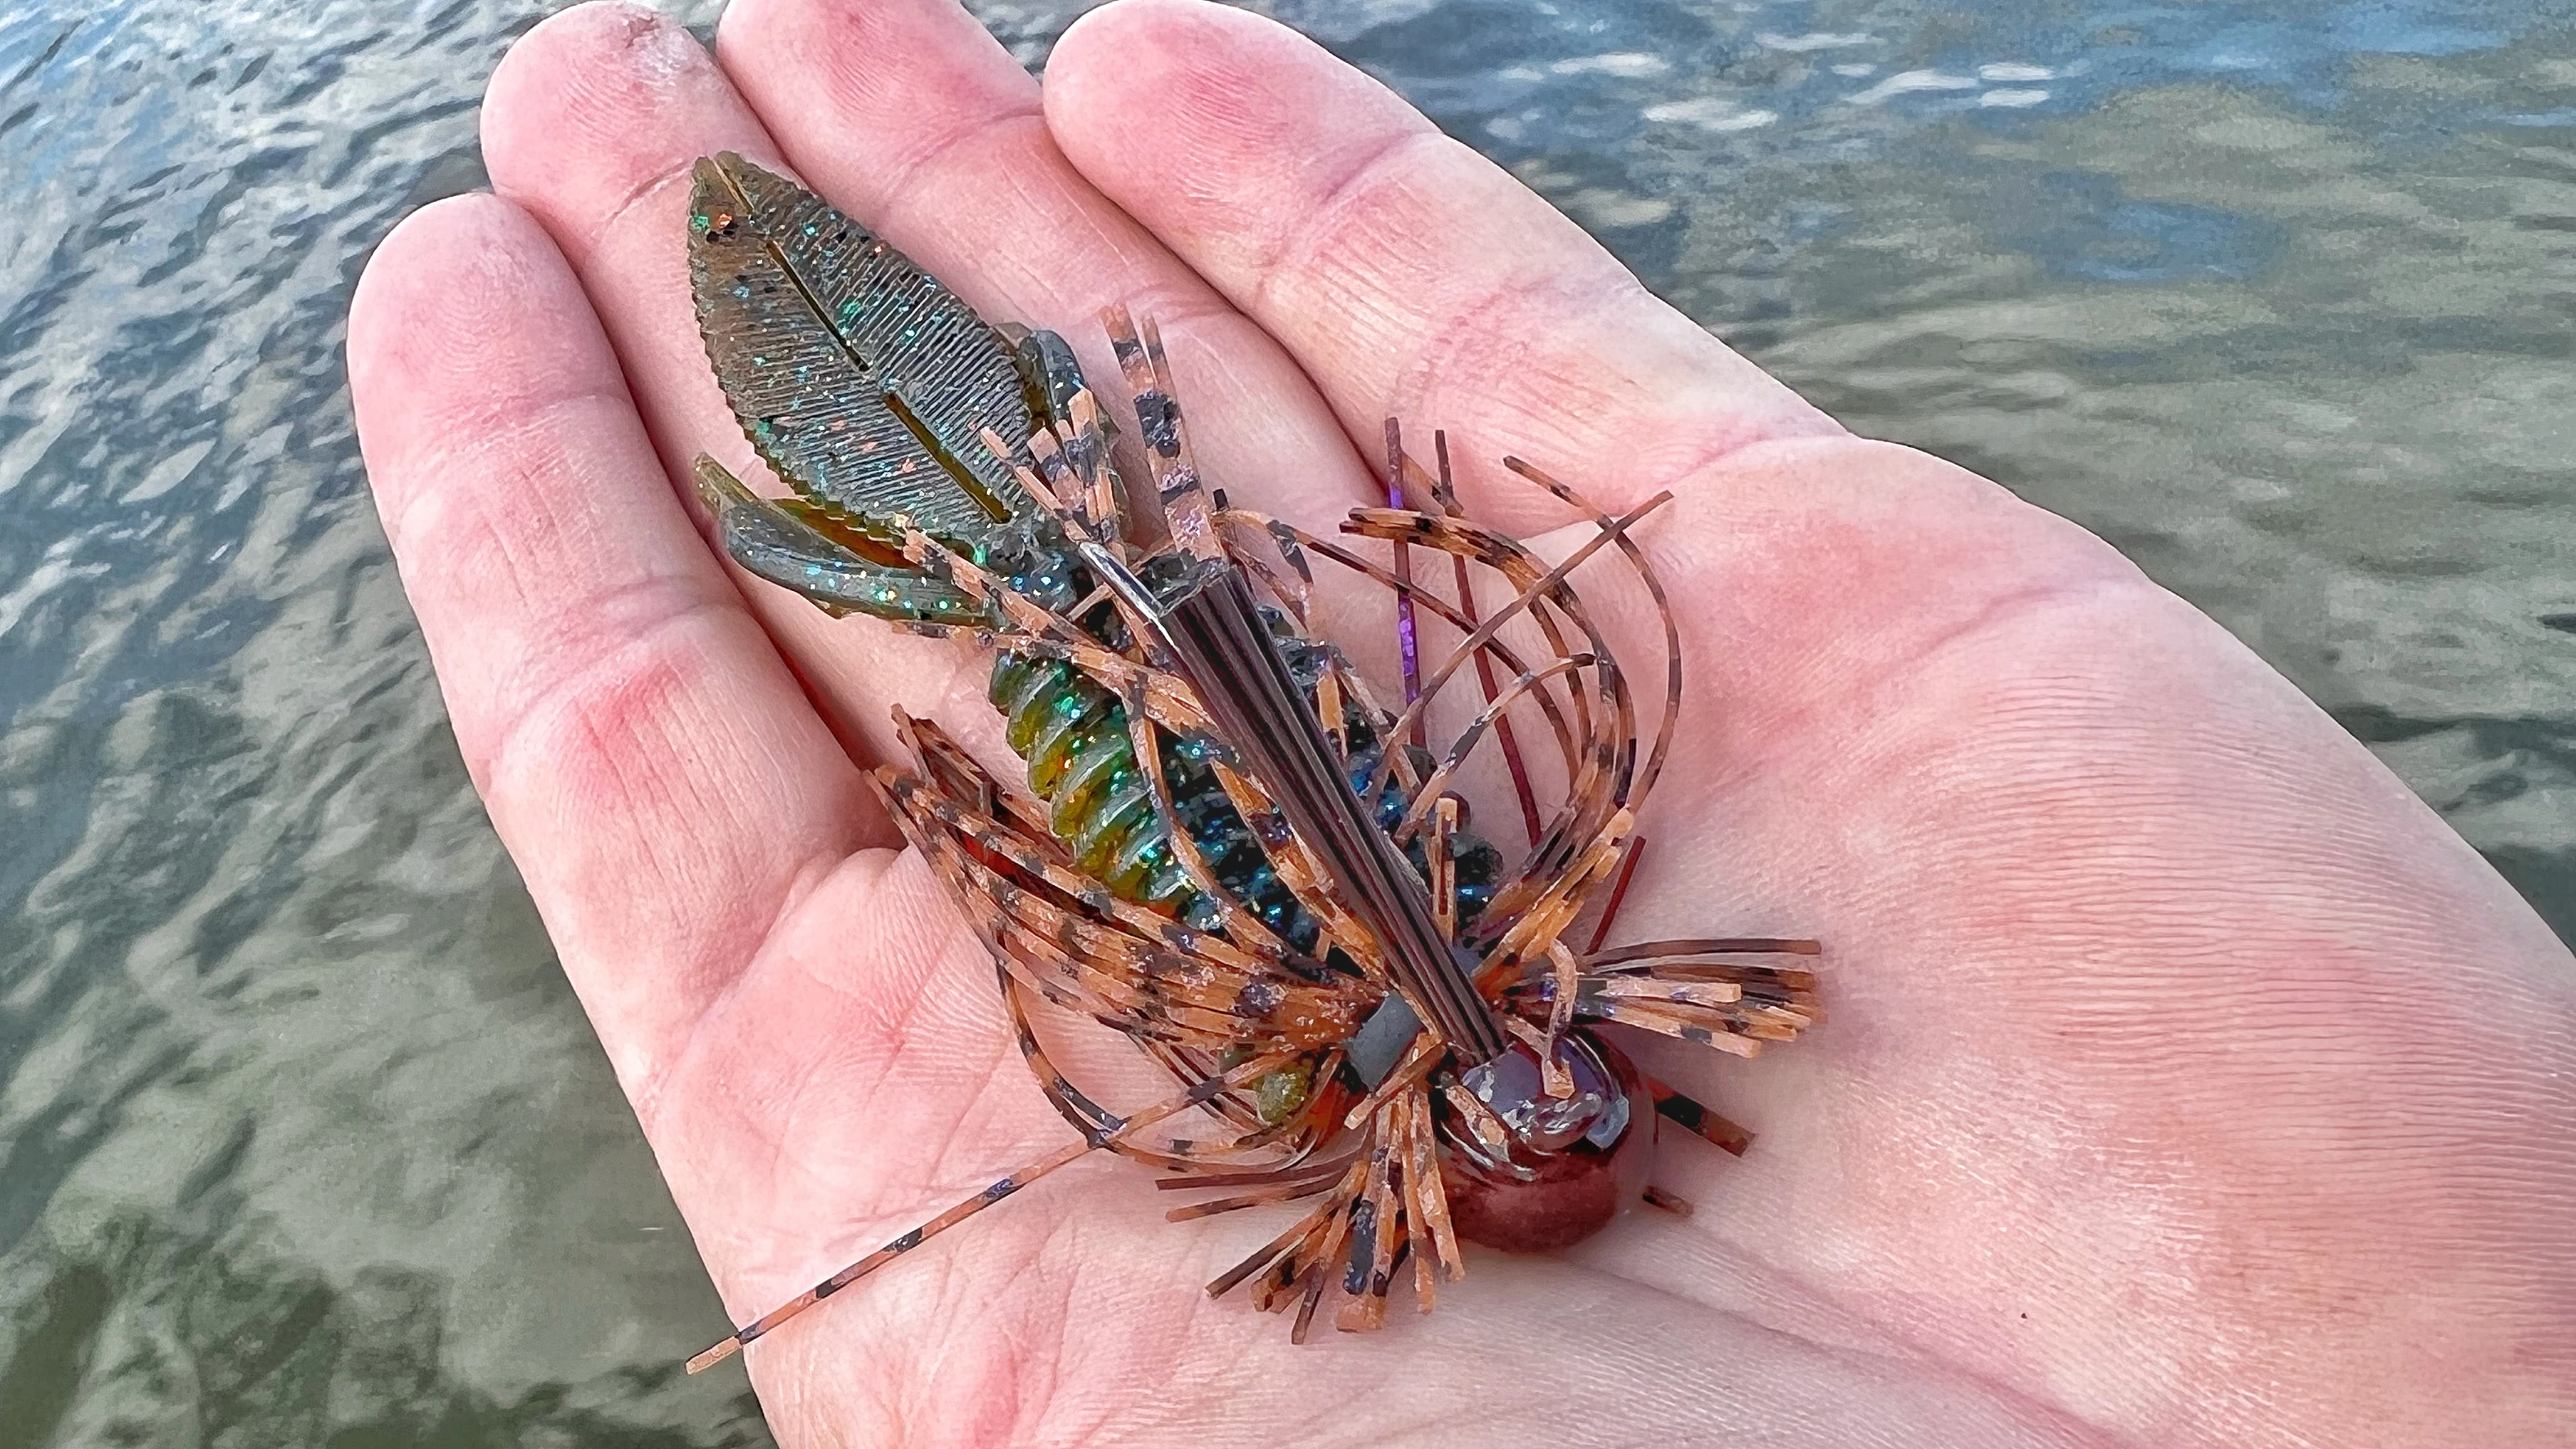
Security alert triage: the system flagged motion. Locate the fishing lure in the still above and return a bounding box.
[679,154,1819,1371]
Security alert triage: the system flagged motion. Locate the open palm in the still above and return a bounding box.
[346,2,2575,1444]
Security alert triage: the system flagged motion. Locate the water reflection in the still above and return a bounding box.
[7,1219,762,1447]
[1,0,2568,1443]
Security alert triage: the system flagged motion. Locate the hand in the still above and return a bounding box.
[346,2,2576,1443]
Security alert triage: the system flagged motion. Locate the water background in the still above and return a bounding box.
[2,0,2569,1443]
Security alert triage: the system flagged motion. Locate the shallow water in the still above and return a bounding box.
[1,1,2567,1443]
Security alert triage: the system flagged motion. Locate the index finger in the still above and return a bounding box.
[1042,0,1842,532]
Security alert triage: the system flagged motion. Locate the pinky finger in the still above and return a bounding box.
[348,193,878,1111]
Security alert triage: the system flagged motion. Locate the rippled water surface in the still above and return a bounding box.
[3,0,2569,1443]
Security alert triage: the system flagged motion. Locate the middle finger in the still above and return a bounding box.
[717,0,1373,556]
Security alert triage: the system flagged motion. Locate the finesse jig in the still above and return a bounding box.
[678,154,1819,1370]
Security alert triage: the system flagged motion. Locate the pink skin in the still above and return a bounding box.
[345,2,2576,1445]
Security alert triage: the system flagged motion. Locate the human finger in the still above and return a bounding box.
[1042,0,1842,534]
[712,0,1381,543]
[480,2,1002,769]
[483,2,1399,776]
[347,193,876,1107]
